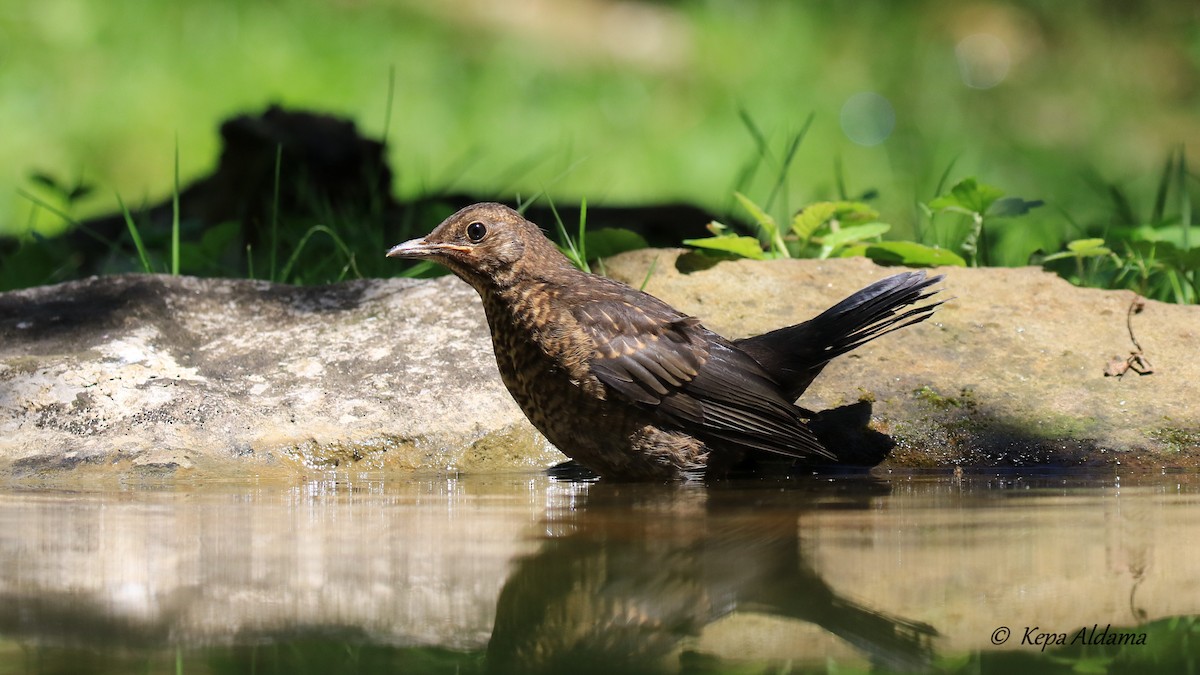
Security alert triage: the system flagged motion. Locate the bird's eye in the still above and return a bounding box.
[466,221,488,242]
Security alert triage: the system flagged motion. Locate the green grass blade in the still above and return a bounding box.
[546,194,588,272]
[834,154,848,201]
[764,112,813,215]
[278,225,362,283]
[432,143,482,194]
[515,190,543,215]
[639,255,659,291]
[1178,145,1191,251]
[172,138,180,275]
[1167,269,1187,304]
[15,188,103,241]
[736,106,770,163]
[115,192,154,273]
[933,155,959,198]
[577,196,588,263]
[494,149,552,197]
[1107,183,1137,226]
[382,63,396,146]
[1178,145,1196,302]
[1151,148,1177,225]
[397,260,440,278]
[731,107,768,210]
[271,143,282,281]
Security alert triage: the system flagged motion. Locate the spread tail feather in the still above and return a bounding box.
[735,271,944,401]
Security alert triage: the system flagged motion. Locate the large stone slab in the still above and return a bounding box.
[0,274,557,479]
[1,251,1197,478]
[606,251,1200,468]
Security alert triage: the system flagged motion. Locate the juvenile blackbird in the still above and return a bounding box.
[388,203,942,480]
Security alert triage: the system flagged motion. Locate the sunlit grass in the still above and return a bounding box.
[5,1,1196,244]
[1,0,1197,299]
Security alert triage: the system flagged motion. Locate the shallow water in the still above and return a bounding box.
[1,471,1198,674]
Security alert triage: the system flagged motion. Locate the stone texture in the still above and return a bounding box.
[1,251,1197,478]
[606,250,1200,468]
[0,274,558,479]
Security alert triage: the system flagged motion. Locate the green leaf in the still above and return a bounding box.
[581,228,648,260]
[1042,238,1112,262]
[816,222,891,251]
[988,196,1044,217]
[177,241,209,271]
[791,202,838,240]
[28,171,63,193]
[791,201,879,241]
[67,183,94,202]
[1121,239,1176,262]
[0,238,72,291]
[928,177,1005,215]
[1111,224,1197,248]
[705,220,730,236]
[863,241,967,267]
[27,171,94,207]
[683,235,765,260]
[832,201,880,222]
[1067,237,1107,253]
[1160,244,1200,270]
[733,192,778,239]
[200,220,241,256]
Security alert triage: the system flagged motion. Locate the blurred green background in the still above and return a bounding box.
[2,0,1198,277]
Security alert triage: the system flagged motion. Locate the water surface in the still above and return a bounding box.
[1,471,1198,673]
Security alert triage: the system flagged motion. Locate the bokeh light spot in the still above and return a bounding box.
[956,33,1011,89]
[840,92,895,146]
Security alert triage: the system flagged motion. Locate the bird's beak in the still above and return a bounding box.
[386,238,470,259]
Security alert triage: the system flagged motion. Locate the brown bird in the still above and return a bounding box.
[388,203,942,480]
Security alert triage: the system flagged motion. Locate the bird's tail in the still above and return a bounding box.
[734,271,944,401]
[806,595,938,672]
[742,562,939,672]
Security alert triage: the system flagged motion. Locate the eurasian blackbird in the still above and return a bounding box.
[388,203,942,480]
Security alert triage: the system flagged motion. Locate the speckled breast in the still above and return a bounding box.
[480,293,652,475]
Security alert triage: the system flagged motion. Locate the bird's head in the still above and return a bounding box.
[387,203,570,291]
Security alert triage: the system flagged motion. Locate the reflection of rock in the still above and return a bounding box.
[487,483,935,673]
[0,481,526,650]
[2,252,1198,477]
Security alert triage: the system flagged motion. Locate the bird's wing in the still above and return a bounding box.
[572,291,831,461]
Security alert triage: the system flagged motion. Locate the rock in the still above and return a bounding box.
[0,274,559,479]
[1,252,1197,478]
[606,250,1200,468]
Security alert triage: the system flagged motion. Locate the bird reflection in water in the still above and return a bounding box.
[486,479,936,674]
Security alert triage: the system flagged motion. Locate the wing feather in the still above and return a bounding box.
[570,283,832,461]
